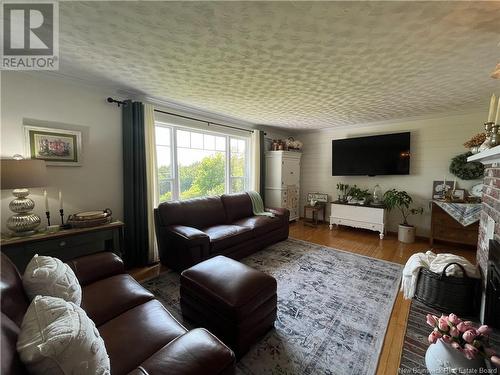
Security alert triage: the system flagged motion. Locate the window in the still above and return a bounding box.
[155,123,250,202]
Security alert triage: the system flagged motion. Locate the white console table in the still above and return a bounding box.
[329,202,387,239]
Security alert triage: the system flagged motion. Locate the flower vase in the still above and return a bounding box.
[425,339,485,375]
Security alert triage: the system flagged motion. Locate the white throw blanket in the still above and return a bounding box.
[401,251,480,299]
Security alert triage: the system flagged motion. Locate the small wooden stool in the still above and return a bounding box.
[303,203,326,227]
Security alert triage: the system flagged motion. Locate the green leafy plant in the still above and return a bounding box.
[347,185,371,201]
[383,189,423,226]
[336,183,350,202]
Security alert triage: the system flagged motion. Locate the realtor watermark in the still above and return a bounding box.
[398,367,498,374]
[1,0,59,70]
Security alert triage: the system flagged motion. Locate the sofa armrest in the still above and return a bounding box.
[129,328,235,375]
[66,252,125,286]
[168,225,210,242]
[266,207,290,221]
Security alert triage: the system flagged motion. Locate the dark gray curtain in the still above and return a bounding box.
[259,131,266,203]
[122,100,149,267]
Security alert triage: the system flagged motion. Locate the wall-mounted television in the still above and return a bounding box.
[332,132,411,176]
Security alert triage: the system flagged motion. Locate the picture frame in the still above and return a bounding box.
[452,189,465,201]
[307,192,328,203]
[432,180,454,200]
[24,126,82,166]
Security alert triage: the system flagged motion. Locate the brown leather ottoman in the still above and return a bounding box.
[180,255,277,358]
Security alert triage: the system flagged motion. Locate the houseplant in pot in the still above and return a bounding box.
[383,189,423,243]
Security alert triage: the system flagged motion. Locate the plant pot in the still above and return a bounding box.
[398,224,415,243]
[425,339,485,375]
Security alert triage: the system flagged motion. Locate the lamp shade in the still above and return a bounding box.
[1,159,47,190]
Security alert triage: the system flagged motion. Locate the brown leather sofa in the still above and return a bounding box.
[1,252,235,375]
[154,192,290,271]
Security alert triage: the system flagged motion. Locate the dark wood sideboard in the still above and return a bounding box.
[0,221,124,272]
[429,202,479,247]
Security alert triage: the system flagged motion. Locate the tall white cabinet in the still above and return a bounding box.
[264,151,302,221]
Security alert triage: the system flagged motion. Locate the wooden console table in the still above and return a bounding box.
[329,202,386,239]
[430,202,479,246]
[1,221,124,272]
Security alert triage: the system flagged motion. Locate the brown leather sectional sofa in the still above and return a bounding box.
[154,192,290,271]
[1,252,235,375]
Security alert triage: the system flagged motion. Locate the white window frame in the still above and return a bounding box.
[154,122,251,203]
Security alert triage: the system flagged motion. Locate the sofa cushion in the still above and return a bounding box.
[129,328,235,375]
[221,193,253,223]
[233,215,283,237]
[81,274,154,326]
[22,255,82,305]
[17,295,110,375]
[202,225,253,253]
[156,196,226,229]
[98,300,187,375]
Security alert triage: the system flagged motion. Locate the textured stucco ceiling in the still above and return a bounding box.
[58,1,500,129]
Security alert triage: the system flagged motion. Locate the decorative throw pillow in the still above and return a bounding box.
[22,254,82,305]
[17,295,110,375]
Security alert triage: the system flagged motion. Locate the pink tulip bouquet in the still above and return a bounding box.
[426,313,500,367]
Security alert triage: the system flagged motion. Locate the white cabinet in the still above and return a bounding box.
[265,151,302,221]
[329,203,386,239]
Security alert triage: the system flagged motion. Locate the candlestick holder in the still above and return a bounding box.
[491,124,500,147]
[478,122,495,152]
[59,209,64,226]
[45,211,51,227]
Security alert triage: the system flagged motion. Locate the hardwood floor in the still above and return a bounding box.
[130,220,477,375]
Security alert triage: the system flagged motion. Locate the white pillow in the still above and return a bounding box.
[23,254,82,305]
[17,295,110,375]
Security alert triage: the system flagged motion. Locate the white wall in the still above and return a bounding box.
[296,112,485,237]
[1,72,123,231]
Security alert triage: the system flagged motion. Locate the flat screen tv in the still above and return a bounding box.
[332,132,410,176]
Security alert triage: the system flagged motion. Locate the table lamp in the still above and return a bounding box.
[1,156,47,235]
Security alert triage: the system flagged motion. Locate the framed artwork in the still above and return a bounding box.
[24,126,82,166]
[432,180,454,200]
[452,189,465,201]
[307,192,328,203]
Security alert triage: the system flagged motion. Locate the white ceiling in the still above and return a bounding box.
[57,1,500,129]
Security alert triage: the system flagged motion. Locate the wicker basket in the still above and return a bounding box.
[414,263,480,317]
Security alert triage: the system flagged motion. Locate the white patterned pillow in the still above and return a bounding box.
[23,254,82,305]
[17,295,110,375]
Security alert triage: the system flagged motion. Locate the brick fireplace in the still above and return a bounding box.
[470,146,500,323]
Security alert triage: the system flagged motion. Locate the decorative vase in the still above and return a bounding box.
[398,224,415,243]
[425,339,485,375]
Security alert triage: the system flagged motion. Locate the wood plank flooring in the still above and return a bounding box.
[130,220,477,375]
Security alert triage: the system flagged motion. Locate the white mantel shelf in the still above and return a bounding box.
[467,145,500,165]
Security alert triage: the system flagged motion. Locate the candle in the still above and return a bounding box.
[453,179,456,190]
[59,190,63,210]
[488,93,497,123]
[44,190,48,211]
[495,97,500,125]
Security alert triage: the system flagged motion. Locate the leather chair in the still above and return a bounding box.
[1,252,235,375]
[154,192,289,271]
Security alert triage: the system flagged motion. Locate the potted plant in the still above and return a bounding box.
[425,313,500,374]
[383,189,423,243]
[336,183,350,203]
[347,185,371,205]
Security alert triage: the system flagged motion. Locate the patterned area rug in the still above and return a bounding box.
[399,300,500,373]
[143,238,402,375]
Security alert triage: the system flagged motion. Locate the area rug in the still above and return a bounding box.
[399,300,500,373]
[142,238,402,375]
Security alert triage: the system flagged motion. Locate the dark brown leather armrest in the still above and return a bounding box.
[168,225,209,242]
[266,207,290,220]
[67,252,125,286]
[129,328,235,375]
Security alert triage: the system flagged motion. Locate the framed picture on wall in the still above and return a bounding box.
[24,126,82,166]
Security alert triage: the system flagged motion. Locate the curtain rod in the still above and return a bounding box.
[107,97,254,134]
